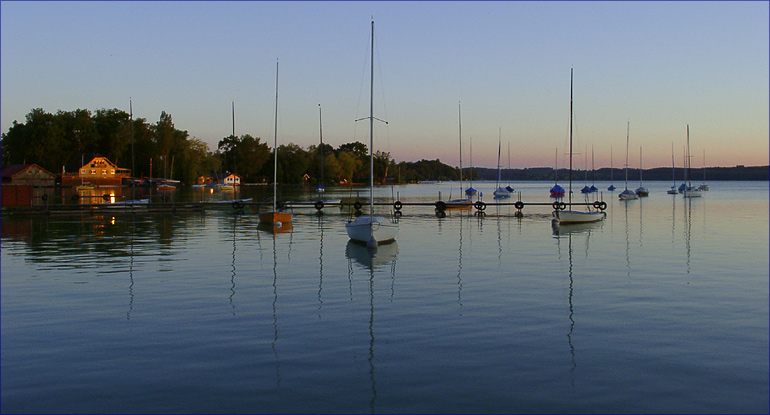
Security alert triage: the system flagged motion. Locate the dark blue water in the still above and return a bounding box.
[2,181,768,413]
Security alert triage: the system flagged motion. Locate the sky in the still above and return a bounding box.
[2,1,768,170]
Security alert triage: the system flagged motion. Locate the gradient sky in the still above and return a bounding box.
[2,1,768,170]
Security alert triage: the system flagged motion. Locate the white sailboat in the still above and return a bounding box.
[697,150,709,191]
[444,101,472,208]
[667,143,679,194]
[635,147,649,197]
[259,60,293,228]
[505,142,514,193]
[682,124,704,198]
[618,121,639,200]
[552,69,606,225]
[493,128,510,199]
[345,20,398,247]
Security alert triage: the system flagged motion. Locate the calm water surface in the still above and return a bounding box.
[2,181,768,414]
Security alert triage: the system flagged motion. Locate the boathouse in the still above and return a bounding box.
[1,164,56,186]
[61,154,131,186]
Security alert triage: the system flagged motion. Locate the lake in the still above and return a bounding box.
[2,180,768,414]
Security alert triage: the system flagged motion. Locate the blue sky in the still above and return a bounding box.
[2,1,768,170]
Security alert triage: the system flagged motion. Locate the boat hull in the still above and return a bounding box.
[553,209,605,225]
[259,211,293,225]
[682,188,704,198]
[346,215,398,244]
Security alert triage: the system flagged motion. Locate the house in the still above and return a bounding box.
[1,164,56,186]
[61,154,132,186]
[212,172,241,186]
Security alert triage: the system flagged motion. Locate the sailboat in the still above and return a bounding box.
[444,102,472,208]
[667,143,679,194]
[493,128,510,199]
[286,104,341,212]
[618,121,639,200]
[505,142,514,193]
[697,150,709,191]
[607,146,616,191]
[345,20,398,248]
[682,124,703,198]
[635,147,649,197]
[580,146,591,194]
[588,146,598,193]
[552,69,606,225]
[550,147,565,198]
[464,136,477,196]
[259,60,293,228]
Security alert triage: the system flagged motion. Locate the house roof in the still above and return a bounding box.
[1,164,54,178]
[66,153,110,172]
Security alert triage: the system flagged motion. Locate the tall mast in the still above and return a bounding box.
[272,60,279,212]
[569,68,573,209]
[458,101,462,185]
[369,19,374,215]
[318,103,324,189]
[496,127,502,187]
[624,121,630,190]
[686,124,691,187]
[130,98,134,181]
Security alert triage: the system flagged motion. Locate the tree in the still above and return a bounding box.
[336,151,362,185]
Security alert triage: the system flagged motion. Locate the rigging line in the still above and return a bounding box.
[373,27,392,156]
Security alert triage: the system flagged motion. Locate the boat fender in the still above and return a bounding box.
[71,194,79,201]
[599,201,607,210]
[514,201,524,210]
[354,201,362,210]
[559,202,566,210]
[474,201,486,211]
[315,200,324,211]
[232,201,243,210]
[103,194,110,201]
[552,201,560,211]
[435,201,446,211]
[436,210,446,218]
[394,210,402,218]
[41,194,48,202]
[393,201,402,211]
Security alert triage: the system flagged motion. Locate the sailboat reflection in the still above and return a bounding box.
[229,214,238,316]
[317,215,325,318]
[258,221,293,234]
[269,232,282,386]
[553,221,599,386]
[345,240,398,413]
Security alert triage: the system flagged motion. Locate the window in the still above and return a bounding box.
[81,169,85,174]
[90,170,96,175]
[102,170,107,175]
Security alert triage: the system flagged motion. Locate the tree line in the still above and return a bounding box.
[1,107,472,185]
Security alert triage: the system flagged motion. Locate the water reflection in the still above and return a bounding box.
[345,240,399,414]
[229,214,239,316]
[270,232,281,386]
[317,215,325,318]
[553,220,600,388]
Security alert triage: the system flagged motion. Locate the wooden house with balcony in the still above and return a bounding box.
[61,154,132,187]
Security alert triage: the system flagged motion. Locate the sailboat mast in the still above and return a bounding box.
[639,146,643,186]
[369,20,374,215]
[272,60,279,212]
[624,121,630,189]
[569,68,573,209]
[458,102,462,185]
[318,103,324,189]
[686,124,691,187]
[497,128,502,187]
